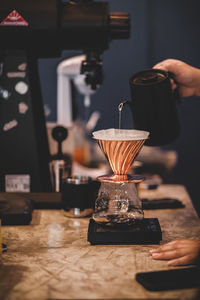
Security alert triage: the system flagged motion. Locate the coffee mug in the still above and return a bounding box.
[129,69,180,146]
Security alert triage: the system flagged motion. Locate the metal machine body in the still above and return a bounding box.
[0,0,130,192]
[0,0,130,87]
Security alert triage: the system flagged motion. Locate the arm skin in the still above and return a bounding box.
[150,239,200,266]
[153,59,200,98]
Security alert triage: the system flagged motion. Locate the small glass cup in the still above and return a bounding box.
[62,176,99,217]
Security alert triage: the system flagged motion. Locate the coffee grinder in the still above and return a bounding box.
[88,129,162,245]
[0,0,130,224]
[0,0,130,193]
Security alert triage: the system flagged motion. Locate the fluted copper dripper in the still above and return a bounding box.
[97,138,146,175]
[93,129,149,181]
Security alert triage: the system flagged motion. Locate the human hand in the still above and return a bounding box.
[153,59,200,97]
[150,239,200,266]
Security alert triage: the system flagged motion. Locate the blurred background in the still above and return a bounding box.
[38,0,200,214]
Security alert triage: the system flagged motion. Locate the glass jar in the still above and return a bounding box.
[93,181,143,226]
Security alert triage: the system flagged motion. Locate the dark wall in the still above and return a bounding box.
[39,0,200,214]
[148,0,200,215]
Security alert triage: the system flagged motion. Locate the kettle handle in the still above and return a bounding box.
[168,72,181,104]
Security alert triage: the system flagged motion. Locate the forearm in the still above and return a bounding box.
[153,59,200,98]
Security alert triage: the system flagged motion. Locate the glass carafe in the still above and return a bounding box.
[93,180,143,226]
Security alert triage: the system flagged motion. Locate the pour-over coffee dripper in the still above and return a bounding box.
[92,128,149,226]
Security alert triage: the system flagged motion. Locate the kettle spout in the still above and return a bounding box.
[118,100,132,111]
[118,100,134,129]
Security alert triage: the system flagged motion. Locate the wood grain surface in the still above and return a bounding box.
[0,185,199,300]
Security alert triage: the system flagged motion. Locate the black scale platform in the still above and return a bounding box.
[88,218,162,245]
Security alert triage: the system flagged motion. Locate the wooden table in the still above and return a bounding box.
[0,185,200,300]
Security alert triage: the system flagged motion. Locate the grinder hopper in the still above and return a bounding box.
[92,129,149,226]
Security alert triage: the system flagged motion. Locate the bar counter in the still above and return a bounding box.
[0,184,200,300]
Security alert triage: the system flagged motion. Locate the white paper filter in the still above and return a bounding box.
[93,128,149,141]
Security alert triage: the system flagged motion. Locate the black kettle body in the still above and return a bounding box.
[129,69,180,146]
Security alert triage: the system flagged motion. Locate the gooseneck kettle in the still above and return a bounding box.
[129,69,180,146]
